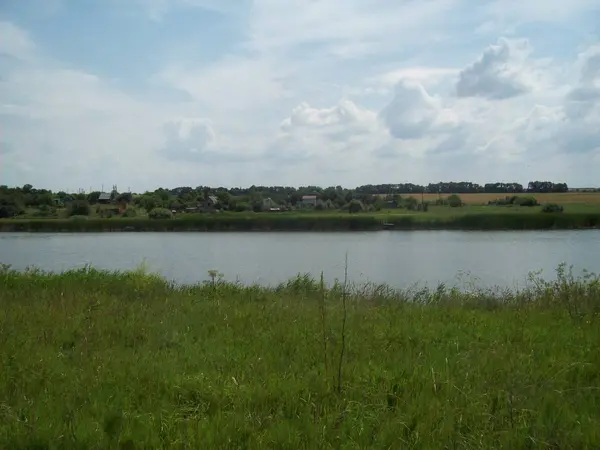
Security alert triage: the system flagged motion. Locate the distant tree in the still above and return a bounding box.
[67,200,90,217]
[404,196,418,210]
[252,201,263,213]
[88,191,101,204]
[513,196,538,207]
[138,195,157,212]
[216,191,230,206]
[348,199,365,214]
[447,194,463,208]
[116,192,133,204]
[148,208,172,219]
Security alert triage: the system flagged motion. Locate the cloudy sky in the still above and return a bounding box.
[1,0,599,192]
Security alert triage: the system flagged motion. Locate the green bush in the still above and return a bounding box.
[67,200,90,217]
[122,209,137,218]
[514,196,539,207]
[447,194,463,208]
[348,199,365,214]
[404,196,418,210]
[148,208,173,219]
[542,203,564,213]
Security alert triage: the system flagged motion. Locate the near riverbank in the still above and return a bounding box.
[1,211,600,232]
[1,265,599,448]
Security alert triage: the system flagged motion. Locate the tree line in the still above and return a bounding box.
[0,180,575,218]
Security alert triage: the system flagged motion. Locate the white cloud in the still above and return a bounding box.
[380,80,459,139]
[3,0,600,190]
[245,0,460,58]
[161,118,217,161]
[135,0,242,20]
[158,56,292,116]
[281,100,377,136]
[368,67,460,89]
[0,21,36,61]
[456,37,543,100]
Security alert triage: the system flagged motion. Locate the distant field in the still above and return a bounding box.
[414,192,600,205]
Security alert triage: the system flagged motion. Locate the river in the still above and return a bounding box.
[1,231,599,289]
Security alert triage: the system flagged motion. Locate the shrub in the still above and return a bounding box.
[404,197,418,210]
[514,196,539,207]
[235,202,252,212]
[542,203,564,213]
[148,208,173,219]
[348,199,365,214]
[447,194,462,208]
[67,200,90,217]
[37,205,56,217]
[122,209,137,218]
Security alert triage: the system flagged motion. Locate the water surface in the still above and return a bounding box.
[1,231,599,288]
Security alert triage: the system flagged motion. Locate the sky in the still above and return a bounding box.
[0,0,599,192]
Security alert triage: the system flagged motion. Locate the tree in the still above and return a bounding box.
[447,194,463,208]
[88,191,101,204]
[148,208,172,219]
[116,192,133,204]
[348,199,365,214]
[67,200,90,217]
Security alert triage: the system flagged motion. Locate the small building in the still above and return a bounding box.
[262,197,278,208]
[52,196,74,207]
[98,192,112,204]
[200,195,220,212]
[301,195,317,207]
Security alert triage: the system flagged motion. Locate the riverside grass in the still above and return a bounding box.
[2,265,600,448]
[1,210,600,232]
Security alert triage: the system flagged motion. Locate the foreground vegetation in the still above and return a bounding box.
[2,209,600,232]
[1,265,600,448]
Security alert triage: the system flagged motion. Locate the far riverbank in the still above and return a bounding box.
[1,211,600,232]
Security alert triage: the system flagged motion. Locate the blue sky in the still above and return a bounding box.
[1,0,599,191]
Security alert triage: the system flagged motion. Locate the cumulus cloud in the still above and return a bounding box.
[3,0,600,189]
[456,38,536,100]
[161,118,216,161]
[379,80,458,139]
[280,100,377,139]
[0,21,36,61]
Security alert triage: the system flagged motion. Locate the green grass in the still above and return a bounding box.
[2,207,600,232]
[1,264,600,448]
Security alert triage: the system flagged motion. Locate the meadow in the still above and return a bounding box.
[2,208,600,232]
[1,265,600,448]
[417,192,600,205]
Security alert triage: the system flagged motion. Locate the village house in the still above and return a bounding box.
[262,197,278,208]
[97,192,112,204]
[301,195,317,207]
[200,195,220,212]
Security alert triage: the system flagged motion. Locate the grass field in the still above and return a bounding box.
[2,209,600,232]
[1,265,600,448]
[418,192,600,205]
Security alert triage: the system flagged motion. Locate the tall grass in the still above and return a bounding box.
[1,211,600,232]
[1,264,600,448]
